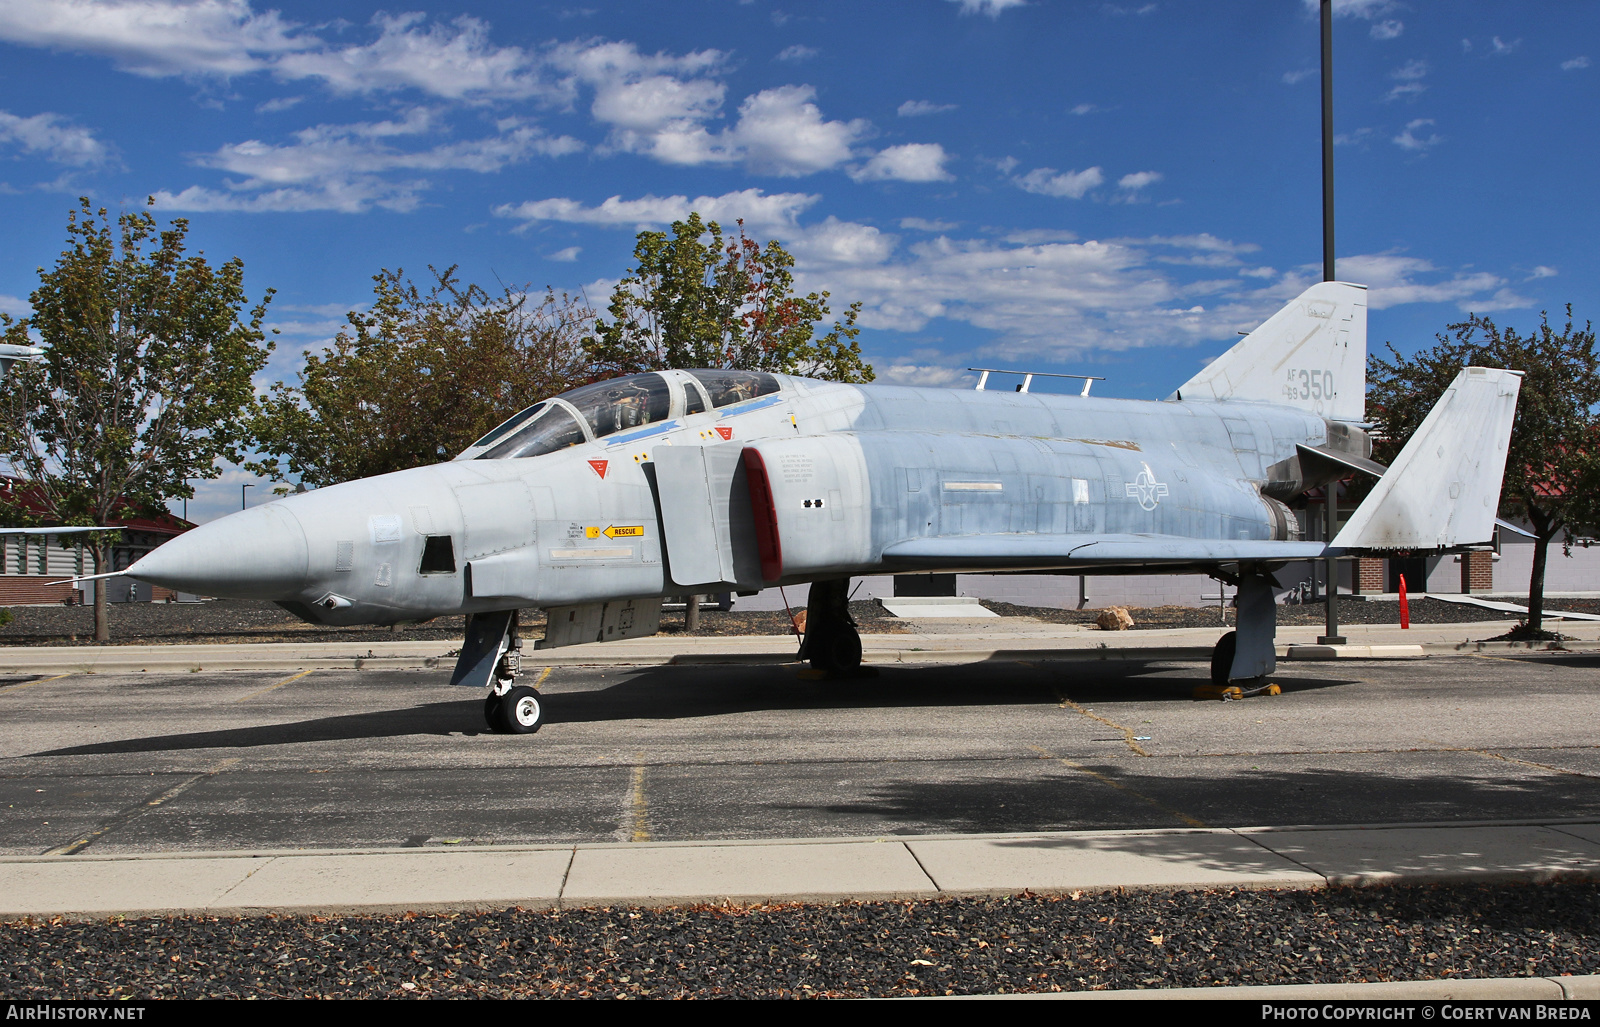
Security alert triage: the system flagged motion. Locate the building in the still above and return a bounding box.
[0,479,193,605]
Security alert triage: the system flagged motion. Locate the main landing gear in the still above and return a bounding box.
[1196,568,1283,701]
[799,578,863,676]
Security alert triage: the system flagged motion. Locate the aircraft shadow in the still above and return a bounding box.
[21,660,1362,757]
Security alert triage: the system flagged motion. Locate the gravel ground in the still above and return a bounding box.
[2,882,1596,998]
[0,594,1583,646]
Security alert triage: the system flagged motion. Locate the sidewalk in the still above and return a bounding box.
[0,618,1591,675]
[5,818,1599,920]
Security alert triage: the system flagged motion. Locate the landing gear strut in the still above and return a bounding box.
[799,578,863,676]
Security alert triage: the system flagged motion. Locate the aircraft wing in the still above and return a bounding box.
[882,534,1328,573]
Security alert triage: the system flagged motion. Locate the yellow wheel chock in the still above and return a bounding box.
[1193,682,1281,701]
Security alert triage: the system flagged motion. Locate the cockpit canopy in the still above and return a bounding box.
[464,369,781,461]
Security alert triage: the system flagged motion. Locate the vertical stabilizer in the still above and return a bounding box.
[1332,367,1522,550]
[1172,281,1367,421]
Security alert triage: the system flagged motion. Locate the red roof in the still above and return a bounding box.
[0,477,193,536]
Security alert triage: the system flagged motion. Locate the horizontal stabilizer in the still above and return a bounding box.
[1296,443,1387,480]
[1332,367,1522,551]
[883,534,1326,573]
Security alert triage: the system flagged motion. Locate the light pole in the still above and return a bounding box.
[242,483,254,510]
[1316,0,1347,647]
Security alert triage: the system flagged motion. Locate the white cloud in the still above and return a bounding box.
[1282,68,1315,85]
[1333,254,1501,310]
[1562,56,1590,71]
[948,0,1028,17]
[1370,19,1403,40]
[1490,36,1520,56]
[1393,118,1441,152]
[493,188,820,232]
[1383,58,1428,101]
[1528,266,1558,279]
[851,143,953,183]
[0,109,112,166]
[0,294,29,318]
[547,246,581,262]
[274,12,555,101]
[254,95,301,113]
[900,217,958,232]
[1013,165,1104,199]
[0,0,312,77]
[873,363,974,387]
[1303,0,1398,19]
[734,85,870,176]
[898,100,956,117]
[1068,102,1099,115]
[789,217,896,266]
[776,44,817,63]
[155,113,582,213]
[1117,170,1161,191]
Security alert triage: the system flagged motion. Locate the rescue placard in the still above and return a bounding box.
[604,525,645,538]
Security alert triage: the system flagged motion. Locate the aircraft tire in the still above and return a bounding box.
[493,686,544,734]
[1210,631,1237,687]
[811,623,863,676]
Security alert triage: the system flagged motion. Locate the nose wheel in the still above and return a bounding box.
[800,578,864,676]
[487,685,544,733]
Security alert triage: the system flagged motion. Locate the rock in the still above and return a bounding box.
[1096,606,1135,631]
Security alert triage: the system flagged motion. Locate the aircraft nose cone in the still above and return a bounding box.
[128,503,310,599]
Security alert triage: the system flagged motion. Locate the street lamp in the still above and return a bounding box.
[242,483,254,510]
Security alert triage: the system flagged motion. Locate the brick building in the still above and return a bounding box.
[0,480,193,605]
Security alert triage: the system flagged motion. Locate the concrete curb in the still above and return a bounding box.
[4,819,1599,922]
[985,974,1600,1000]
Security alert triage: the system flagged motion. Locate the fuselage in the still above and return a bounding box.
[129,369,1365,626]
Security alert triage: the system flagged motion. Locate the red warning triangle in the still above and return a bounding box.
[588,459,609,479]
[715,426,733,441]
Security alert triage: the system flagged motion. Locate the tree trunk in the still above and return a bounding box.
[1526,504,1555,635]
[685,594,700,633]
[92,540,111,643]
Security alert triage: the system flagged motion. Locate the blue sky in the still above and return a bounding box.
[0,0,1593,522]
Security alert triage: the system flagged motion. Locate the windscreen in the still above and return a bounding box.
[479,404,587,459]
[560,373,671,438]
[469,402,545,450]
[688,370,780,408]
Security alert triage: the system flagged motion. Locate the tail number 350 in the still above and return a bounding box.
[1284,369,1335,402]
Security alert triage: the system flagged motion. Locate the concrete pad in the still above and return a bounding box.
[1285,644,1427,660]
[0,855,261,917]
[1248,825,1600,886]
[562,840,936,906]
[1551,823,1600,847]
[905,829,1324,895]
[880,597,999,619]
[217,848,573,913]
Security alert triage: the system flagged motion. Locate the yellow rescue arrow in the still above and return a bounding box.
[604,525,644,539]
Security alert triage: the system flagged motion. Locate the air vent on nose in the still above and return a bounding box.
[335,540,354,572]
[419,535,456,573]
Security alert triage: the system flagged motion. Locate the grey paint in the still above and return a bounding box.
[124,285,1516,673]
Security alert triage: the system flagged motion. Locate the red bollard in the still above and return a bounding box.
[1398,573,1410,629]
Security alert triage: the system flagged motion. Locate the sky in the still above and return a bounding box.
[0,0,1594,523]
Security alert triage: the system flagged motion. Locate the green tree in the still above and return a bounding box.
[585,213,872,382]
[250,266,595,488]
[1366,307,1600,635]
[0,198,274,641]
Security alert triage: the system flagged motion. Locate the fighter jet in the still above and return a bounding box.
[121,281,1521,733]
